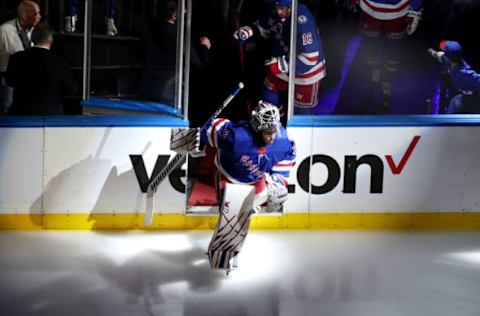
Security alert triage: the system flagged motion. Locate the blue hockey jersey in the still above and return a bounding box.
[440,56,480,94]
[201,118,296,184]
[255,4,326,84]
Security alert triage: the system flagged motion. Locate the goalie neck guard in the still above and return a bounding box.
[250,101,281,133]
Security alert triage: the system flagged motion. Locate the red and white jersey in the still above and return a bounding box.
[359,0,421,20]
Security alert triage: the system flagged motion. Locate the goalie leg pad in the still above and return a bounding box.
[208,183,255,271]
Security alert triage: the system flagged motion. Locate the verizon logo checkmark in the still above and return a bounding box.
[385,136,421,175]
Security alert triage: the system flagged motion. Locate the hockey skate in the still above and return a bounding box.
[380,81,392,114]
[106,18,118,36]
[366,68,390,114]
[65,15,77,33]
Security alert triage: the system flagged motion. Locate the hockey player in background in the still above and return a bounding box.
[347,0,423,112]
[200,100,296,213]
[428,40,480,114]
[233,0,326,115]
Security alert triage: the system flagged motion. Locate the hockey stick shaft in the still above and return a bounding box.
[205,82,244,126]
[147,82,244,195]
[147,153,186,194]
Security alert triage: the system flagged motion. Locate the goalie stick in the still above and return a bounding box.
[144,82,245,226]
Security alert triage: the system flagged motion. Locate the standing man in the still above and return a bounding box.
[0,0,41,114]
[347,0,423,111]
[5,23,77,115]
[233,0,326,114]
[142,0,211,116]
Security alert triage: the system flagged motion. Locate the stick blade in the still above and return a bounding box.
[144,192,154,227]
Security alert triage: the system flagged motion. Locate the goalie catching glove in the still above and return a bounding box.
[265,173,289,213]
[170,127,205,157]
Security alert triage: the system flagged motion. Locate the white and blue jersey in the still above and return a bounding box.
[255,4,326,84]
[201,118,296,184]
[439,55,480,114]
[440,56,480,94]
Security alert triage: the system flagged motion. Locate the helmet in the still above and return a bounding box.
[275,0,292,7]
[250,101,280,133]
[439,40,462,62]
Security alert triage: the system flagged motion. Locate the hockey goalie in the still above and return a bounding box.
[171,100,296,273]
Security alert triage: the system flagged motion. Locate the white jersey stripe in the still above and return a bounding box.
[299,53,318,66]
[276,60,326,85]
[207,118,228,148]
[360,0,410,20]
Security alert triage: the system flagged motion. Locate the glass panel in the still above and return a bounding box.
[1,1,479,117]
[292,1,480,116]
[0,0,190,116]
[83,0,185,116]
[0,0,82,114]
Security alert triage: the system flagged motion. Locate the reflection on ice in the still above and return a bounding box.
[1,231,480,316]
[443,250,480,268]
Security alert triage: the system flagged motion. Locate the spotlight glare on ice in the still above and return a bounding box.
[441,250,480,268]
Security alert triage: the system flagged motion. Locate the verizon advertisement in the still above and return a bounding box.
[1,125,480,214]
[287,127,480,213]
[0,127,185,214]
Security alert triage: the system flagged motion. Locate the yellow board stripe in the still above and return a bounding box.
[1,212,480,230]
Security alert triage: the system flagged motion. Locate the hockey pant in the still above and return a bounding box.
[262,70,322,109]
[359,11,407,71]
[215,172,268,211]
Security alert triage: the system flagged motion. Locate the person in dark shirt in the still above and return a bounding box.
[142,0,211,110]
[5,23,76,115]
[0,0,42,114]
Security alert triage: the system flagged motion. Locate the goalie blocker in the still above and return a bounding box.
[170,127,205,157]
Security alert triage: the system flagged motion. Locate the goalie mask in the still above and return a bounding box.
[250,101,280,133]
